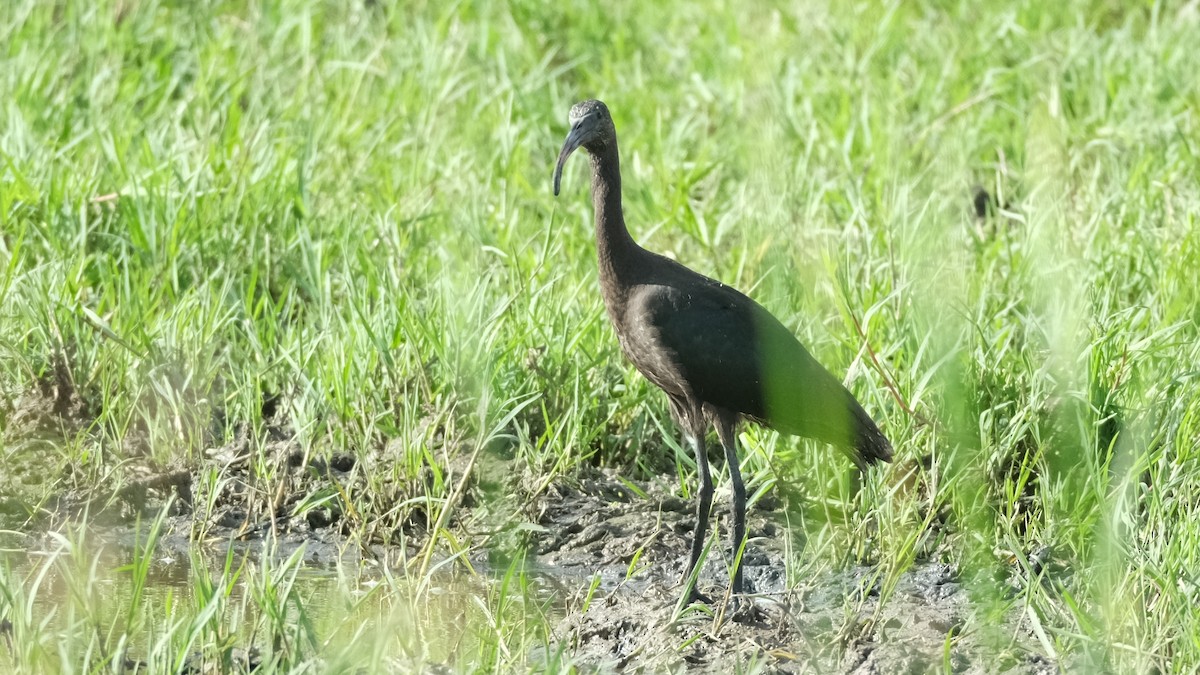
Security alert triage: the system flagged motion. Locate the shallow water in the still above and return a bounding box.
[0,526,565,672]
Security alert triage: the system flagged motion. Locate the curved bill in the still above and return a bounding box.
[553,125,585,196]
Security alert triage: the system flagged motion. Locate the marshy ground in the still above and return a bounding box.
[4,381,1055,673]
[3,0,1200,672]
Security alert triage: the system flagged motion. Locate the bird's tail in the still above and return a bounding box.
[756,331,893,470]
[847,401,892,471]
[767,388,893,472]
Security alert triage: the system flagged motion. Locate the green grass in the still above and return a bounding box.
[1,0,1199,671]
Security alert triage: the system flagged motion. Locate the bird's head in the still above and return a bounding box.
[553,99,614,196]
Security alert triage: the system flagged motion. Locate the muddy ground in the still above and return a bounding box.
[522,468,1056,674]
[1,384,1057,673]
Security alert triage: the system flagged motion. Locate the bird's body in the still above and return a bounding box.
[554,99,891,602]
[605,251,891,467]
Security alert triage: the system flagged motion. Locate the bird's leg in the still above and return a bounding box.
[715,417,746,596]
[682,432,714,603]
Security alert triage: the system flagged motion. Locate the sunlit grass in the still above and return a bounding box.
[1,0,1198,671]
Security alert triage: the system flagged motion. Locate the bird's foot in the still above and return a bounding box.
[683,585,714,606]
[728,594,771,625]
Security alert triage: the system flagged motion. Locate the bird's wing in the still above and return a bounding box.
[631,282,770,414]
[630,277,889,464]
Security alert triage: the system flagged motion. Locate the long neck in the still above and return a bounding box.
[589,139,638,284]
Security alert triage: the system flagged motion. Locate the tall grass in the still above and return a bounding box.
[1,0,1198,671]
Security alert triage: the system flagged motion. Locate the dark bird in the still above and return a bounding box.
[553,100,892,602]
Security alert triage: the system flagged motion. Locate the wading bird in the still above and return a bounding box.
[553,99,892,603]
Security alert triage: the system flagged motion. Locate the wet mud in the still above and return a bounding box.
[3,383,1056,673]
[525,468,1056,674]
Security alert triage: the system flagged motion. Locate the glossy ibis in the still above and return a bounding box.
[553,99,892,602]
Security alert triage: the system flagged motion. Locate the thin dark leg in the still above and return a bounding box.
[682,432,714,600]
[715,417,746,595]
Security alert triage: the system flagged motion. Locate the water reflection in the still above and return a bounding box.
[0,526,567,671]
